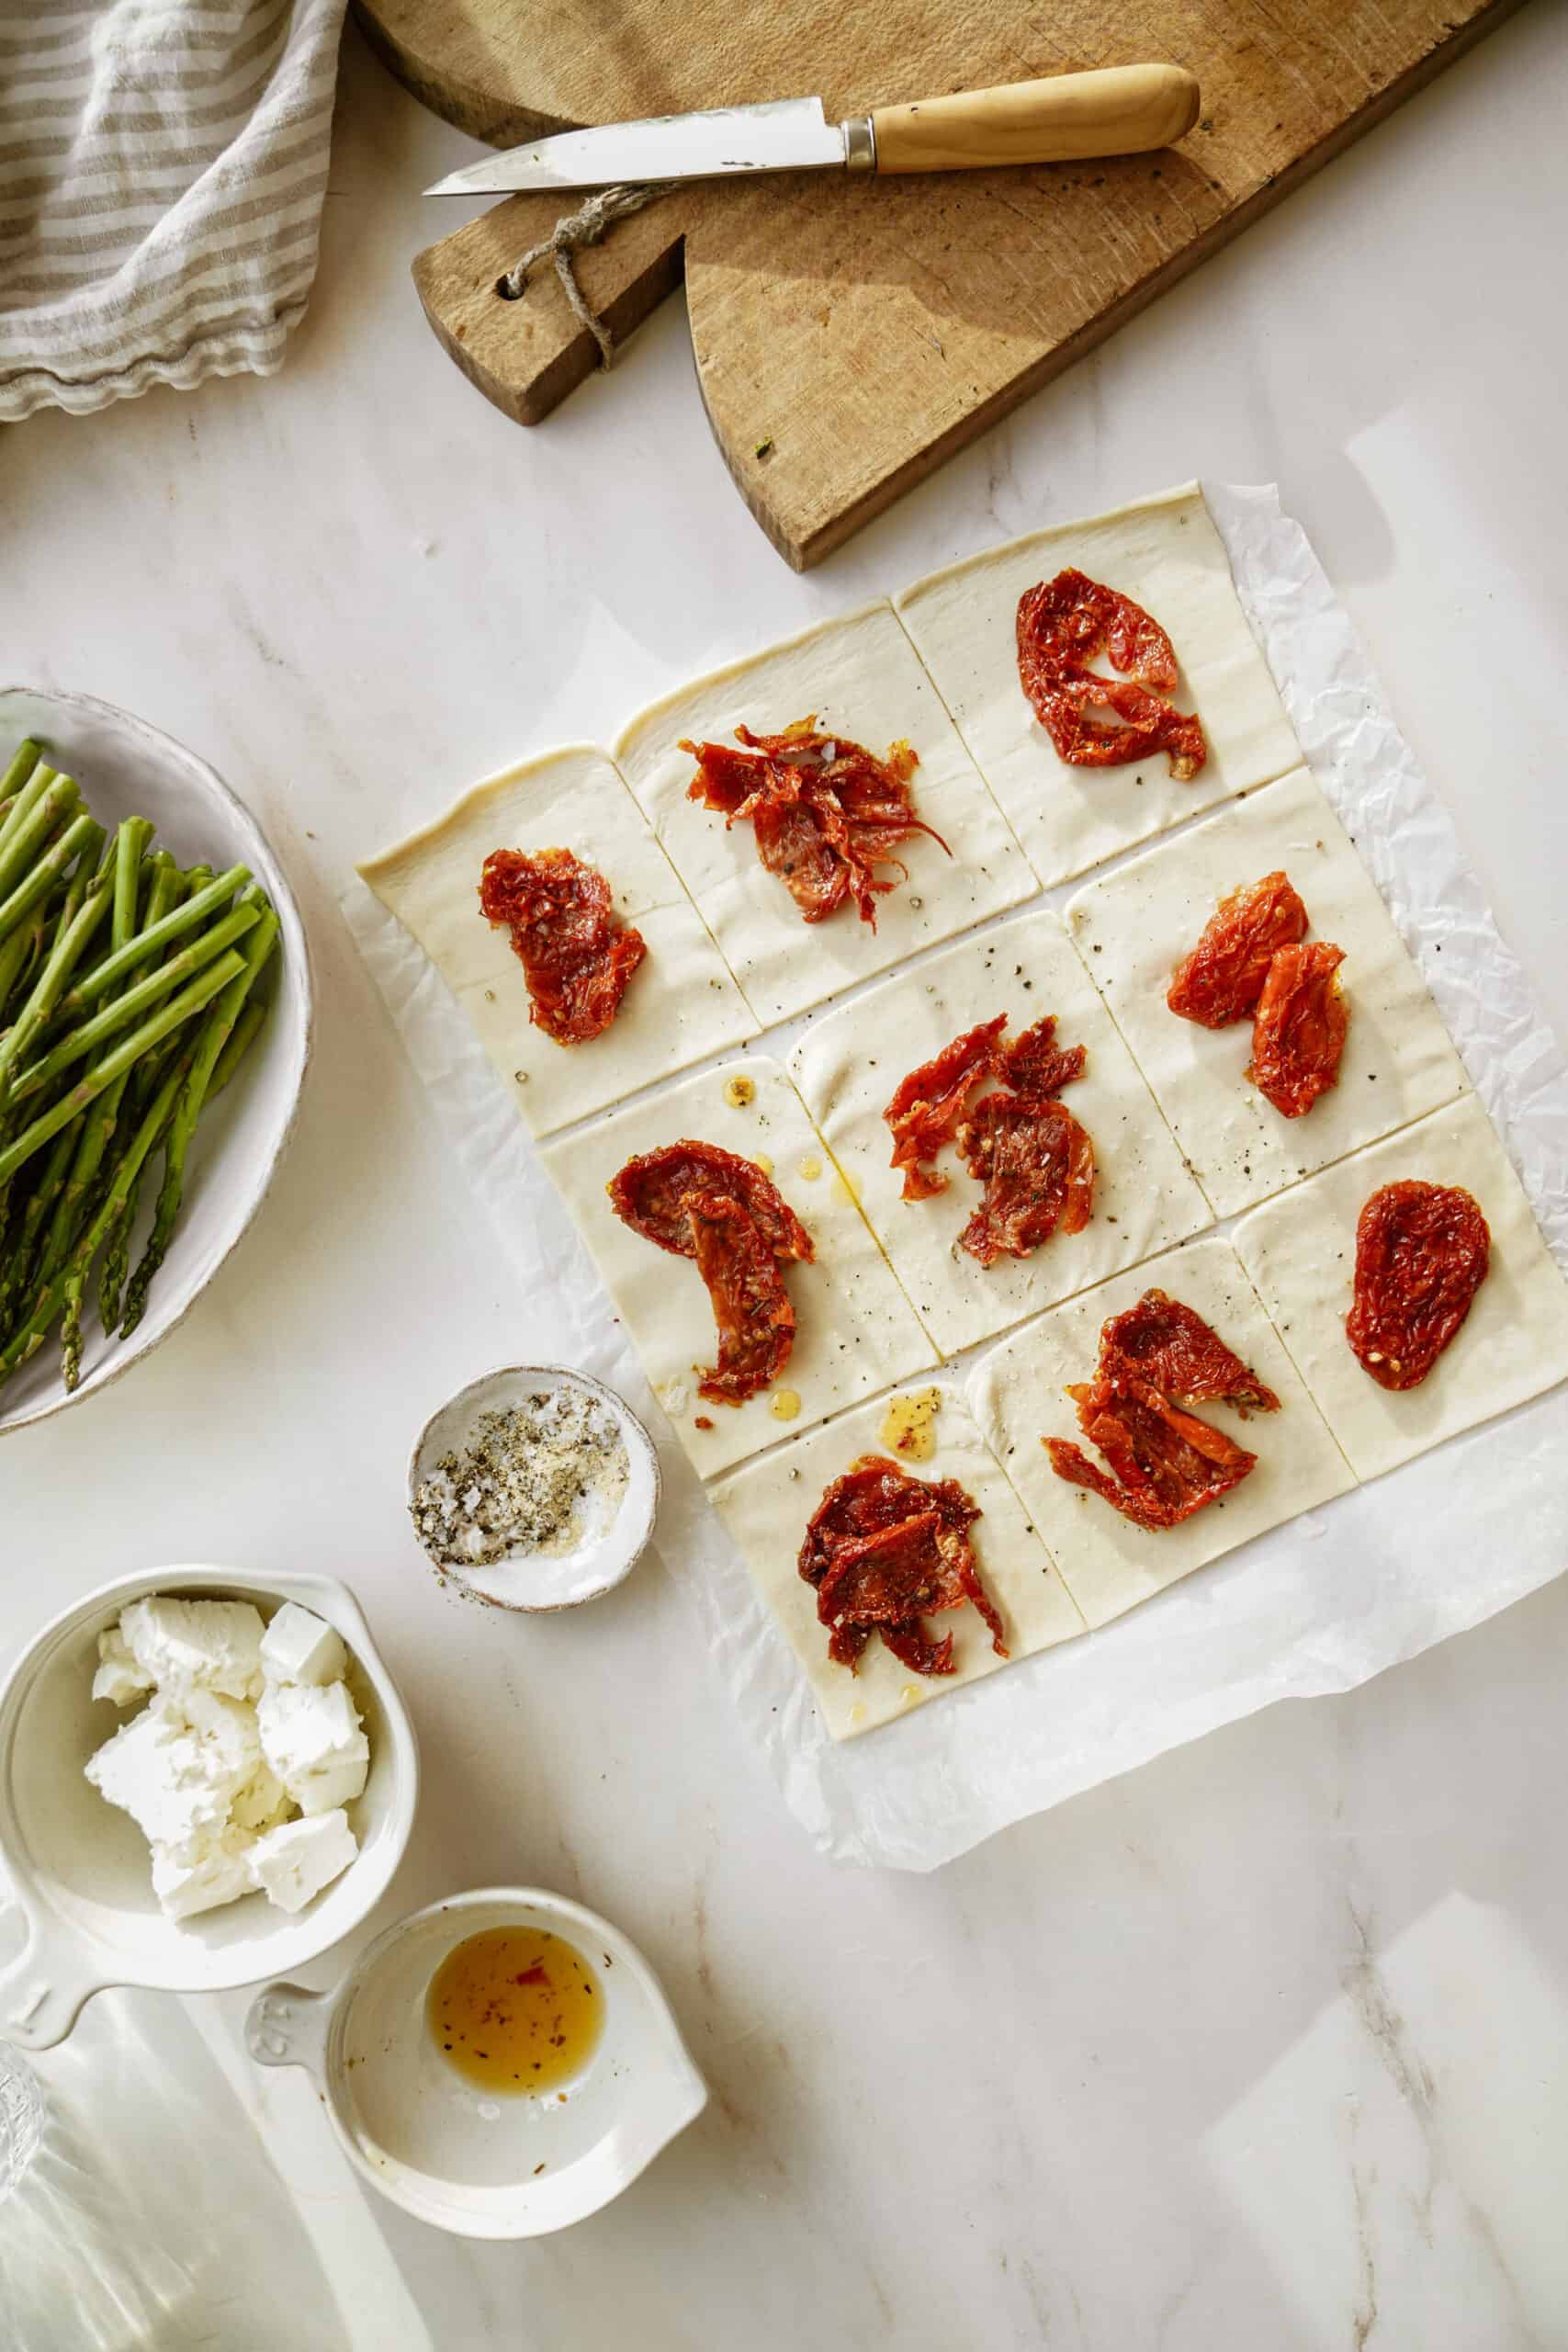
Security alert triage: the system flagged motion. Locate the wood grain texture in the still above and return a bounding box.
[869,67,1201,174]
[412,187,701,424]
[384,0,1526,567]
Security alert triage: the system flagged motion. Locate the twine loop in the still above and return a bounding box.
[495,180,677,368]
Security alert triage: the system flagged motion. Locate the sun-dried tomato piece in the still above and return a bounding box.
[1167,871,1309,1029]
[800,1456,976,1576]
[1016,570,1207,782]
[478,846,647,1045]
[1346,1181,1491,1390]
[998,1012,1089,1102]
[1045,1371,1257,1532]
[748,793,849,922]
[610,1146,813,1408]
[674,738,762,819]
[684,1192,795,1406]
[957,1094,1095,1266]
[1043,1289,1269,1532]
[882,1012,1087,1205]
[607,1141,813,1263]
[1249,940,1348,1118]
[682,719,949,931]
[816,1515,957,1674]
[1099,1288,1280,1414]
[883,1014,1009,1202]
[799,1454,1005,1676]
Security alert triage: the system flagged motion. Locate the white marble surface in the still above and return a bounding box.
[4,10,1567,2346]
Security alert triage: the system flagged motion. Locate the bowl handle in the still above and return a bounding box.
[244,1981,332,2080]
[0,1917,100,2050]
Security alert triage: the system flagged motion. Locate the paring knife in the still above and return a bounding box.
[424,63,1201,198]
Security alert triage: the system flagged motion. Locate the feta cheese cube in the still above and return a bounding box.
[245,1808,358,1914]
[151,1826,258,1920]
[85,1704,235,1849]
[231,1763,291,1833]
[257,1680,369,1815]
[259,1602,346,1690]
[179,1687,264,1786]
[92,1622,153,1709]
[119,1597,265,1702]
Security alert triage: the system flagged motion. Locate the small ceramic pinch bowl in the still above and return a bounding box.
[245,1886,707,2238]
[0,1566,418,2049]
[408,1365,660,1611]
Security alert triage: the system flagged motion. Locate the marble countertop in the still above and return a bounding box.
[4,10,1567,2346]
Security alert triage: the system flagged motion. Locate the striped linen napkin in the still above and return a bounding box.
[1,0,347,423]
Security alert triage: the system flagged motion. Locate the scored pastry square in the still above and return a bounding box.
[968,1237,1354,1632]
[358,745,757,1138]
[895,481,1301,891]
[708,1380,1085,1742]
[1233,1094,1568,1484]
[541,1055,937,1480]
[612,601,1034,1026]
[789,909,1212,1358]
[1066,766,1470,1218]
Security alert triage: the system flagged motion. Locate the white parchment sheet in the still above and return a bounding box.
[345,484,1568,1871]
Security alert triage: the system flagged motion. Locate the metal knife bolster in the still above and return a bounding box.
[841,117,876,172]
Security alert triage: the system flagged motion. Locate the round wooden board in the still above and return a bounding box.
[378,0,1524,569]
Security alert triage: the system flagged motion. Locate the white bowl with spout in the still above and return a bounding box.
[244,1886,706,2238]
[0,1566,418,2049]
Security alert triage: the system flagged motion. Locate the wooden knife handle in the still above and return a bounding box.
[869,63,1201,175]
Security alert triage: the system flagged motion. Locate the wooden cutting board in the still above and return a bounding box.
[366,0,1523,570]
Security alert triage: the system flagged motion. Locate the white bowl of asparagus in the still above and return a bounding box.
[0,689,310,1430]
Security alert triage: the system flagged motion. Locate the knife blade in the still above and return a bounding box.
[423,65,1201,199]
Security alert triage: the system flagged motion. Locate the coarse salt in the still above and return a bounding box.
[411,1389,630,1570]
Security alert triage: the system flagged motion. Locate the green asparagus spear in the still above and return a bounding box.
[0,908,51,1032]
[8,902,260,1104]
[0,948,246,1190]
[37,1071,122,1287]
[94,1161,145,1334]
[208,969,270,1099]
[0,844,105,1245]
[95,855,187,1329]
[0,869,112,1102]
[96,873,263,1333]
[110,819,154,944]
[0,741,40,805]
[3,1044,196,1387]
[120,905,278,1339]
[53,862,249,1017]
[0,829,92,1211]
[0,777,77,911]
[63,821,108,896]
[0,755,55,870]
[0,918,35,1027]
[0,1118,77,1321]
[35,853,176,1289]
[0,841,97,1061]
[0,804,97,948]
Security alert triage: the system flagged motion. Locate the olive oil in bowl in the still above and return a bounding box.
[427,1925,604,2097]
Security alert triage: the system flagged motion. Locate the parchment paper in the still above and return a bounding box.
[344,484,1568,1871]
